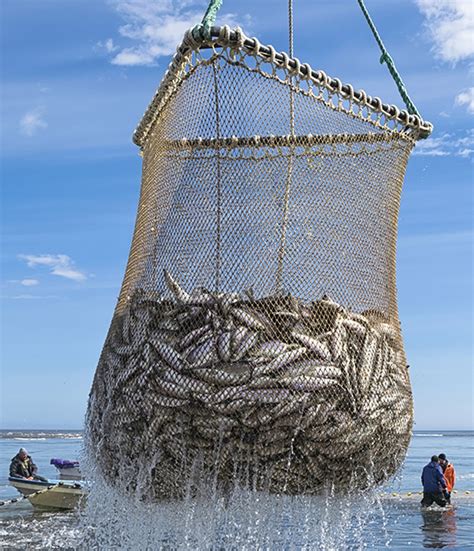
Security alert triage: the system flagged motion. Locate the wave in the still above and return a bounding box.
[1,431,83,440]
[413,431,474,438]
[13,437,47,441]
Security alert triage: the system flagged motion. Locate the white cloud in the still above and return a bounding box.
[18,254,87,282]
[455,87,474,114]
[106,0,242,66]
[413,130,474,158]
[97,38,119,53]
[21,279,39,287]
[415,0,474,63]
[20,107,47,136]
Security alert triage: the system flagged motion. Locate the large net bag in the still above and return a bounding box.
[86,25,432,500]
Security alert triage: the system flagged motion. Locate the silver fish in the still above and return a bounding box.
[357,332,378,395]
[342,318,366,338]
[195,368,249,386]
[271,394,309,419]
[291,331,331,361]
[161,368,212,394]
[330,320,346,360]
[253,340,290,358]
[113,343,135,356]
[121,309,132,343]
[217,331,232,362]
[152,341,185,371]
[288,360,341,377]
[233,331,259,360]
[255,347,307,376]
[279,375,339,392]
[189,288,215,306]
[211,399,249,415]
[186,338,216,367]
[179,324,212,350]
[163,269,191,302]
[154,378,190,400]
[242,409,274,428]
[150,395,189,408]
[231,307,268,331]
[231,325,250,352]
[249,376,279,389]
[377,323,398,341]
[213,385,251,403]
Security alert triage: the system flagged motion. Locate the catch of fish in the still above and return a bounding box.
[88,271,413,499]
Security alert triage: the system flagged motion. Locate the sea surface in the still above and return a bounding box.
[0,429,473,549]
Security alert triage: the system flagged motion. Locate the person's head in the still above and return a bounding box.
[18,448,28,460]
[431,455,439,463]
[438,453,448,466]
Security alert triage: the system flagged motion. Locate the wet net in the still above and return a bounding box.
[87,26,433,500]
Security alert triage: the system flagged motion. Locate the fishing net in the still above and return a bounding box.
[87,26,432,500]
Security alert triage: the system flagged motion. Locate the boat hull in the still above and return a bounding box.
[9,477,86,510]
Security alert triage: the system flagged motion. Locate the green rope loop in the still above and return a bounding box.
[357,0,421,117]
[192,0,223,41]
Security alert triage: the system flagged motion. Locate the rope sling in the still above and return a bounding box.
[87,1,433,500]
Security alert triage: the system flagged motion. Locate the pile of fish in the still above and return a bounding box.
[88,271,413,499]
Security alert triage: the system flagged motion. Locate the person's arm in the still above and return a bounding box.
[446,466,455,490]
[436,466,447,489]
[9,460,22,478]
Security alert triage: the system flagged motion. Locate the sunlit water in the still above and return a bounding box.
[1,430,473,549]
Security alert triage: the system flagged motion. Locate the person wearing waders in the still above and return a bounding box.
[421,455,447,507]
[439,453,455,504]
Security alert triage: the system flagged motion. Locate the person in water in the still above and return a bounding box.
[439,453,455,504]
[9,448,48,482]
[421,455,447,507]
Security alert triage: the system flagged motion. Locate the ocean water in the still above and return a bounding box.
[0,430,473,549]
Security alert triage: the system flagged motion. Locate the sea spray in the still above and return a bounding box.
[79,442,395,550]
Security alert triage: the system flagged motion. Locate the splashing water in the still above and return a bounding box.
[79,443,394,550]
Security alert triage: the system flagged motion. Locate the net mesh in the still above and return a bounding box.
[87,27,429,500]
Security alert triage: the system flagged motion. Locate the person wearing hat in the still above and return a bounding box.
[439,453,455,504]
[9,448,48,482]
[421,455,447,507]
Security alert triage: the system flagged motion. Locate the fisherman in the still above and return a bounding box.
[439,453,455,504]
[421,455,447,507]
[9,448,48,482]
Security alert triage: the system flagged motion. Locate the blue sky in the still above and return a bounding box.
[1,0,472,430]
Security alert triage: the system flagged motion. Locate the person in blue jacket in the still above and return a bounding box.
[421,455,447,507]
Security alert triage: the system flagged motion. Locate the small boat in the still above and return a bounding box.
[9,476,86,510]
[50,458,82,480]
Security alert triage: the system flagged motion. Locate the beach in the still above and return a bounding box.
[1,429,473,549]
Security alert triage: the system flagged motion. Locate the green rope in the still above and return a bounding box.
[356,0,420,117]
[192,0,223,41]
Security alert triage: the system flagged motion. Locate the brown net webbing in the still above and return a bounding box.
[87,26,432,500]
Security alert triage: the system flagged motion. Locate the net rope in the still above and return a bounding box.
[86,26,432,500]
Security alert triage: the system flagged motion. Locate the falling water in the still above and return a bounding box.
[79,434,395,550]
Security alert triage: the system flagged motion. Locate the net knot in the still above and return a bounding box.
[218,25,232,46]
[234,27,245,49]
[184,28,202,51]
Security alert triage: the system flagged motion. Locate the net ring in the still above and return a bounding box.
[280,51,290,70]
[234,27,245,49]
[218,25,231,45]
[289,56,301,77]
[300,62,311,81]
[267,45,277,65]
[316,70,328,87]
